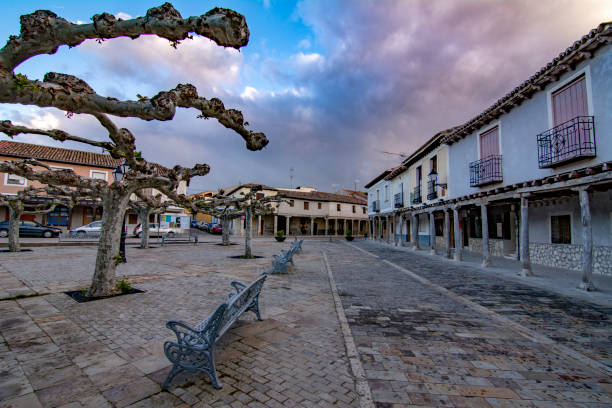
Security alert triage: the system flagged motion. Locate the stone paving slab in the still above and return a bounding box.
[0,240,359,407]
[325,241,612,408]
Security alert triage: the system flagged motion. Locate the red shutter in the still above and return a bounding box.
[552,75,587,126]
[480,126,499,159]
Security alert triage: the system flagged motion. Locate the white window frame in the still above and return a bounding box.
[50,165,73,170]
[4,173,27,187]
[90,170,108,181]
[549,212,573,245]
[546,66,593,129]
[476,120,502,160]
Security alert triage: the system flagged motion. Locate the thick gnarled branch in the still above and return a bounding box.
[0,4,249,73]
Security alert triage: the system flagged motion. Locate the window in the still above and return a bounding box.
[83,207,103,225]
[552,75,588,126]
[479,126,500,159]
[304,202,309,210]
[551,215,571,244]
[430,156,437,173]
[289,200,294,207]
[128,214,138,224]
[47,206,69,227]
[362,207,366,214]
[256,193,264,200]
[5,173,26,186]
[416,166,422,186]
[337,204,341,211]
[376,189,380,201]
[317,202,322,209]
[384,185,389,201]
[90,170,108,181]
[352,205,356,213]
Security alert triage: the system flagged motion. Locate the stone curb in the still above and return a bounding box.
[322,251,375,408]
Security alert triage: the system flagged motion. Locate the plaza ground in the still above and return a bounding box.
[0,237,611,407]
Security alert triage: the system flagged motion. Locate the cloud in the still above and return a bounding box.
[298,38,311,49]
[115,12,132,20]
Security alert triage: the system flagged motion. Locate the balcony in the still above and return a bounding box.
[537,116,596,168]
[371,200,380,212]
[412,186,422,204]
[426,179,437,200]
[394,193,403,208]
[469,155,503,187]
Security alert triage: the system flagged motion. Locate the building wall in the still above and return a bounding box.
[447,45,612,199]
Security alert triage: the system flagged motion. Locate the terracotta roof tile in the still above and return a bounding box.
[279,189,367,205]
[0,140,122,168]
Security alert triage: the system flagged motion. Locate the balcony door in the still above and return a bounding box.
[480,126,499,159]
[552,75,587,126]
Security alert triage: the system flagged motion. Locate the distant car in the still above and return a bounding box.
[210,223,222,234]
[190,220,198,228]
[133,223,181,238]
[197,222,210,232]
[70,221,103,237]
[0,220,61,238]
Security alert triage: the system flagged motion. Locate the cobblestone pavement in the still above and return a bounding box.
[325,241,612,408]
[0,240,359,407]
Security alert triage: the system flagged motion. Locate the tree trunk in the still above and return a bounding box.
[88,190,130,297]
[7,202,23,252]
[244,207,252,258]
[138,207,151,249]
[221,216,230,246]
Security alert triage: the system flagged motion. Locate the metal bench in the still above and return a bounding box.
[163,274,267,389]
[271,250,291,274]
[290,239,303,253]
[160,232,198,246]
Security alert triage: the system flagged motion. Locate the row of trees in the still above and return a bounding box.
[0,3,268,296]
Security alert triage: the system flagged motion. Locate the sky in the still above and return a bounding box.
[0,0,610,193]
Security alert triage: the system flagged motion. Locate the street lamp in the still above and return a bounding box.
[113,161,129,263]
[428,169,447,189]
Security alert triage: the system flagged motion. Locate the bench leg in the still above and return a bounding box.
[208,354,223,389]
[248,298,263,321]
[163,364,183,390]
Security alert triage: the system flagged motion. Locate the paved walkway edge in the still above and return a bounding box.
[322,251,375,408]
[346,242,612,376]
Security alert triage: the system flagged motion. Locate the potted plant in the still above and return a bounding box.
[345,230,354,241]
[275,230,286,242]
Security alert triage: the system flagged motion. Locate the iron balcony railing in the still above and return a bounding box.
[412,186,422,204]
[537,116,595,168]
[427,179,437,200]
[394,193,403,208]
[371,200,380,212]
[469,155,503,187]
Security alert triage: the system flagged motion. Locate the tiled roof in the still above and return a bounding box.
[343,189,368,200]
[443,21,612,144]
[279,189,367,205]
[0,140,122,168]
[0,140,170,174]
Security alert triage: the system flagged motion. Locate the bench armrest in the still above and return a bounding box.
[231,281,246,294]
[166,320,210,350]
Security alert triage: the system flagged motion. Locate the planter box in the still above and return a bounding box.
[275,236,286,242]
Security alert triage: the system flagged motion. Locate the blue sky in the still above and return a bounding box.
[1,1,611,193]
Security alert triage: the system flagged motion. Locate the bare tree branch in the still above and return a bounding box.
[0,4,249,73]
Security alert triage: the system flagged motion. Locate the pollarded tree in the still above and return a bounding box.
[0,185,80,251]
[129,191,170,249]
[0,4,267,296]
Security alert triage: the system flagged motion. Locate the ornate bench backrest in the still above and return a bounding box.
[217,274,267,339]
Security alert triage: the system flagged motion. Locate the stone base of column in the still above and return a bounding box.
[453,251,462,262]
[481,258,492,268]
[577,281,596,291]
[518,267,533,277]
[430,248,436,255]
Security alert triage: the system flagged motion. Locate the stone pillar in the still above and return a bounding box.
[273,214,278,236]
[325,218,329,236]
[378,218,382,240]
[453,206,462,261]
[257,214,262,236]
[286,216,291,236]
[429,212,436,254]
[444,209,451,259]
[398,214,404,247]
[369,218,373,239]
[578,188,595,291]
[519,196,532,276]
[310,217,314,236]
[334,219,338,236]
[481,203,491,267]
[385,216,390,243]
[512,204,519,260]
[344,219,347,235]
[412,214,419,250]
